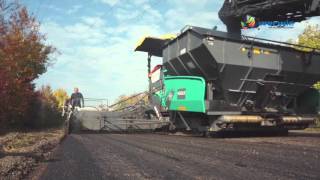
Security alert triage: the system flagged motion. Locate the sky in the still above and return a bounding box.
[21,0,320,104]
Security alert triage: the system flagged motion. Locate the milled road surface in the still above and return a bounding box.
[37,132,320,180]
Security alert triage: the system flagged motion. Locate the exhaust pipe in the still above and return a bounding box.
[217,115,316,125]
[218,115,264,123]
[282,116,316,125]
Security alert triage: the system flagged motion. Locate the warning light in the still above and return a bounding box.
[178,106,187,111]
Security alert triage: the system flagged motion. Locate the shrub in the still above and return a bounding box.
[25,86,64,129]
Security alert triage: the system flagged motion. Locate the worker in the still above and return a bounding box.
[70,87,84,109]
[62,98,71,117]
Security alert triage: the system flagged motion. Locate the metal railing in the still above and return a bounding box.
[109,92,148,112]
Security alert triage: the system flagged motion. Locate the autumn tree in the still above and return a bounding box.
[39,86,59,108]
[26,85,63,128]
[0,1,55,126]
[53,88,69,109]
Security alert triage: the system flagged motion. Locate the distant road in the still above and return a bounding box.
[36,132,320,180]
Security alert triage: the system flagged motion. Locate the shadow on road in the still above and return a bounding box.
[71,130,154,135]
[289,131,320,138]
[68,130,320,139]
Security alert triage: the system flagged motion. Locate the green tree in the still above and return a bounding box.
[297,25,320,51]
[314,82,320,90]
[295,25,320,90]
[296,25,320,127]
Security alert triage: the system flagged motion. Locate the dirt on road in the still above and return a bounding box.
[37,132,320,180]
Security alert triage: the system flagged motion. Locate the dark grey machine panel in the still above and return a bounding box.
[162,26,320,114]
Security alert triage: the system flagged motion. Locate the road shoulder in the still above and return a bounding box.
[0,129,66,180]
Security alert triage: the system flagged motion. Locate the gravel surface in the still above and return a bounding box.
[0,129,65,180]
[39,132,320,180]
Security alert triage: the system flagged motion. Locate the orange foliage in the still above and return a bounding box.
[0,1,55,126]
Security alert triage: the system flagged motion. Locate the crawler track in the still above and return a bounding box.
[37,132,320,180]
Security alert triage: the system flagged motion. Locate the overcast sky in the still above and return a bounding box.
[22,0,320,104]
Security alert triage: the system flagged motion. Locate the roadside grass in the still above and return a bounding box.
[0,128,65,179]
[1,129,64,153]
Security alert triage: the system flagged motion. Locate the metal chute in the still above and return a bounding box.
[135,34,176,57]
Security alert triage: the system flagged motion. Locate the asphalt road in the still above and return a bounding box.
[37,132,320,180]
